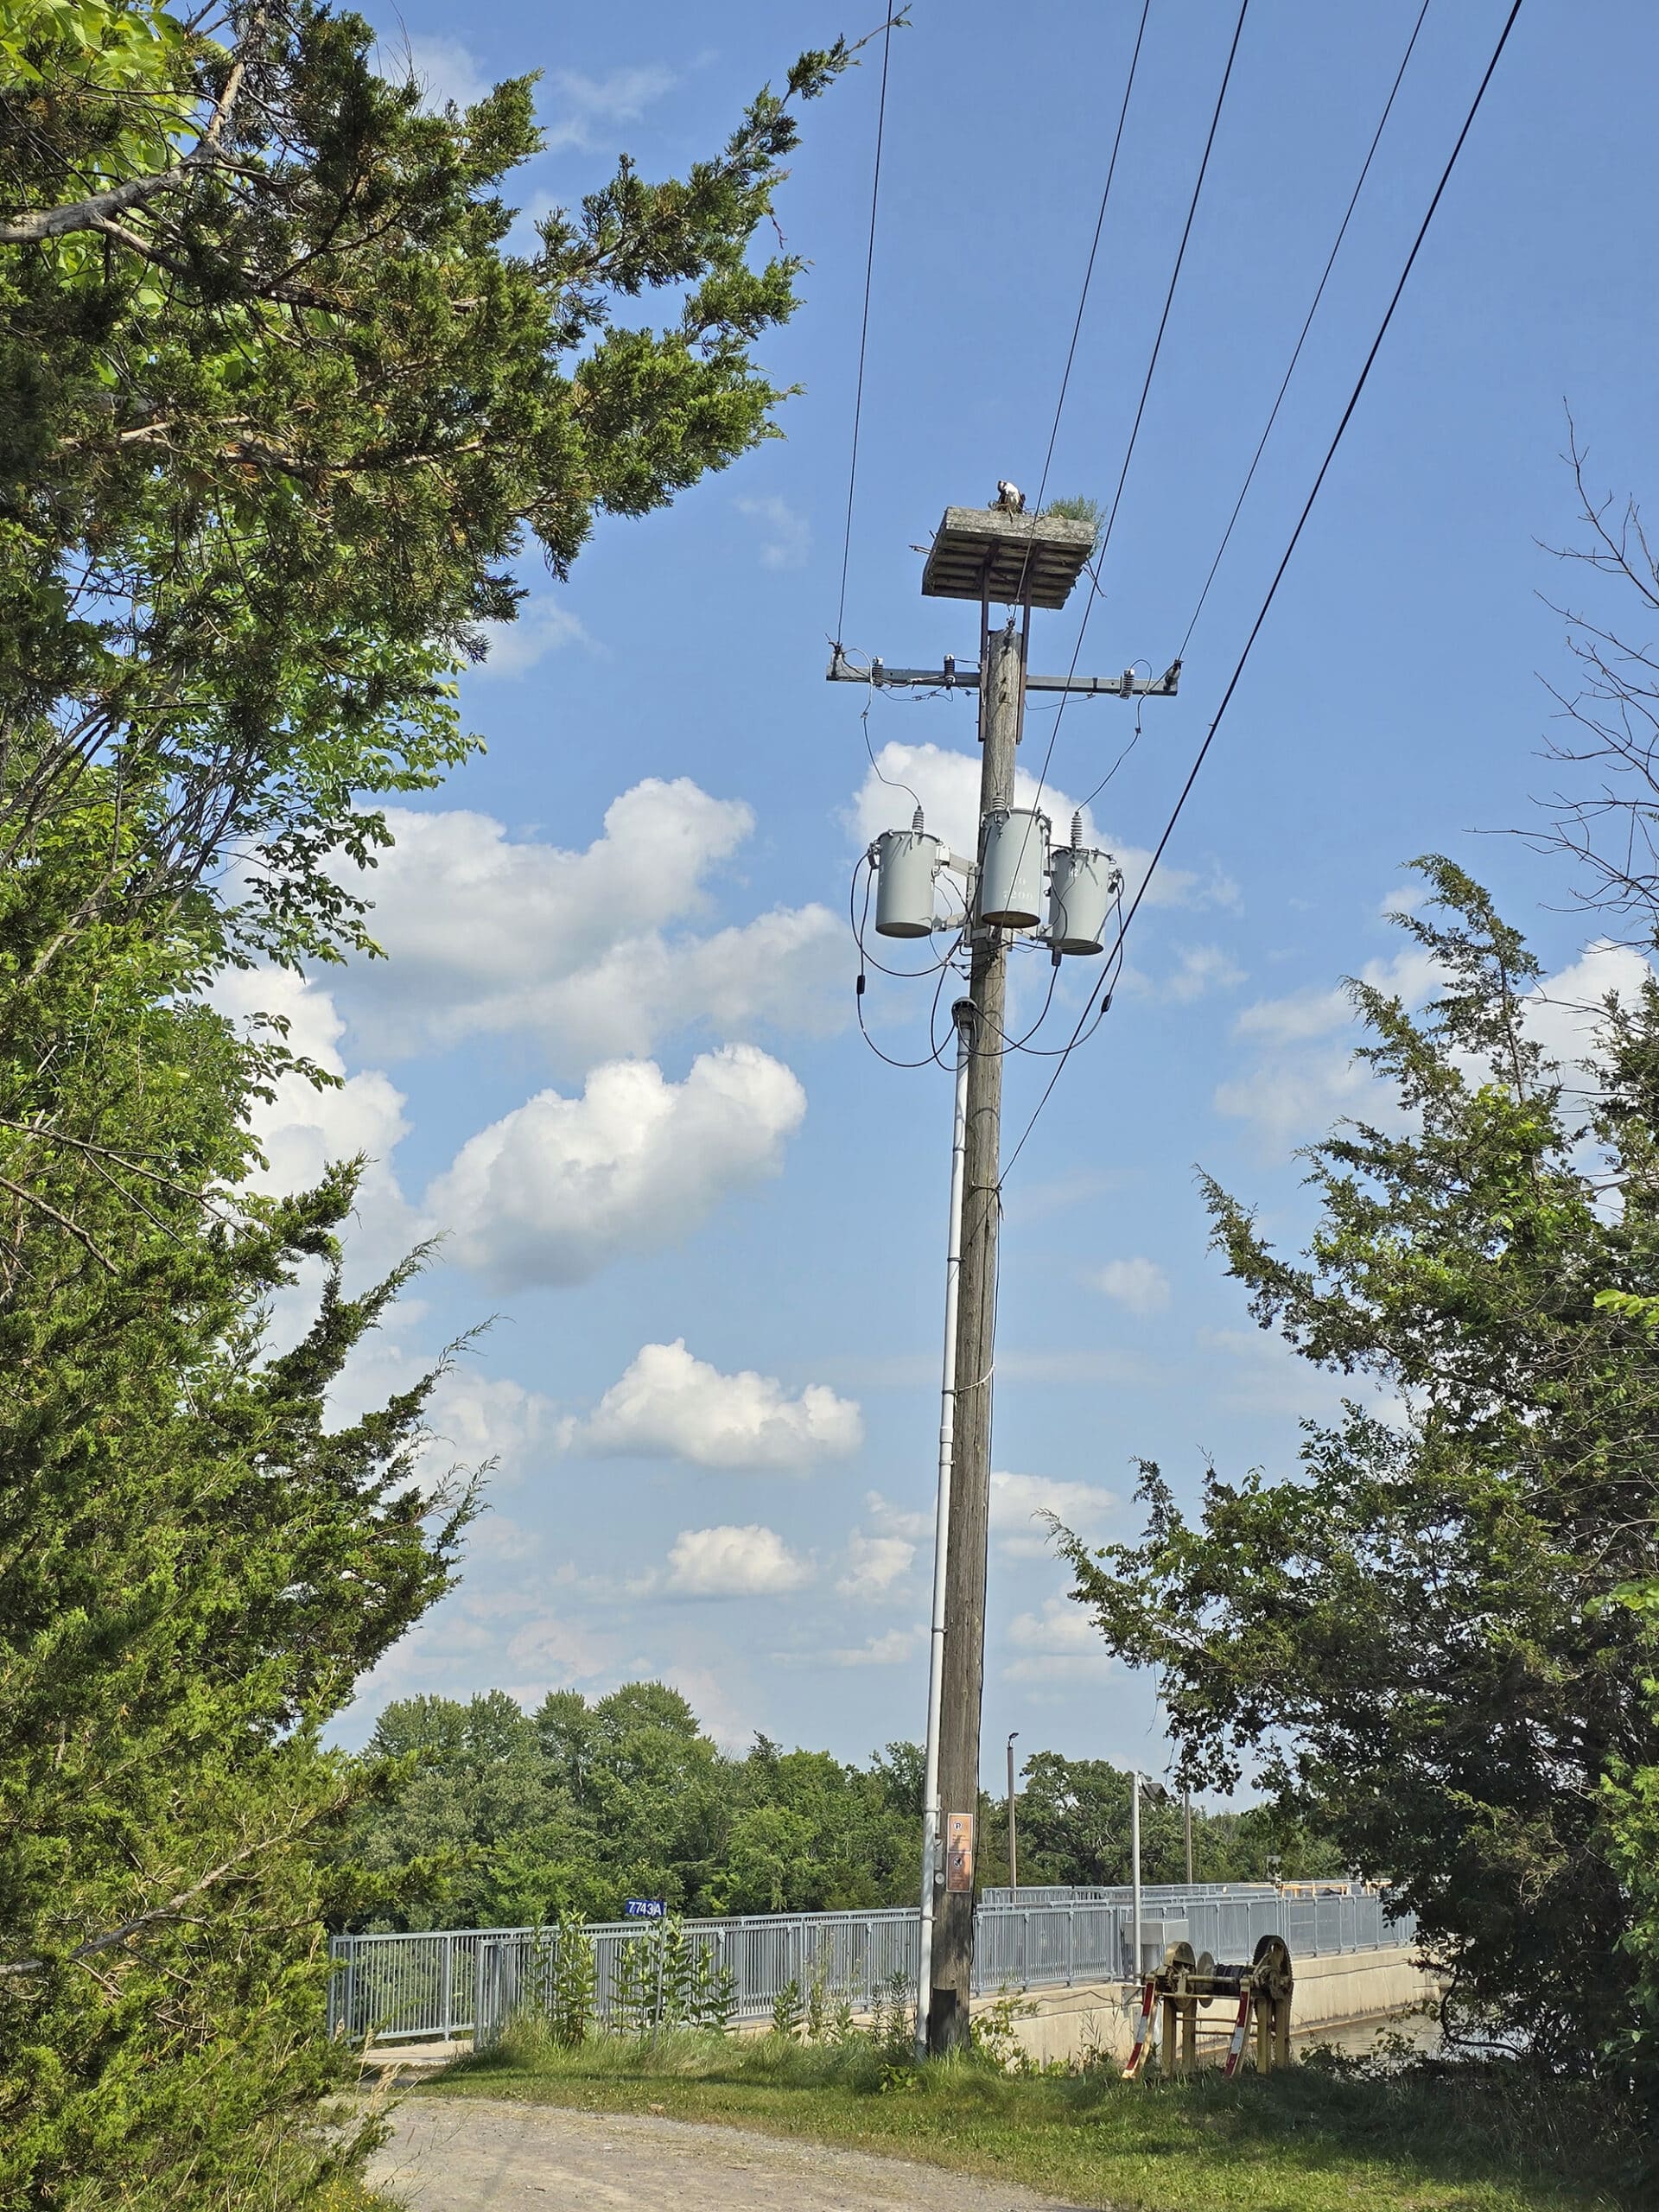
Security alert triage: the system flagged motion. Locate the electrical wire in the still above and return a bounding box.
[841,1,1154,1057]
[999,0,1527,1188]
[999,890,1126,1059]
[1175,0,1433,661]
[1007,0,1154,608]
[855,929,962,1071]
[1079,664,1152,810]
[1096,0,1251,579]
[843,649,925,813]
[833,13,896,652]
[1020,0,1250,845]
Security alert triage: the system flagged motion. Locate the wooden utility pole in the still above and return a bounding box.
[828,498,1179,2060]
[928,614,1023,2052]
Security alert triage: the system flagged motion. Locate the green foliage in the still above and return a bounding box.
[536,1914,596,2048]
[344,1688,1313,1937]
[0,0,856,981]
[0,1138,476,2202]
[345,1691,944,1927]
[1054,860,1659,2123]
[869,1969,915,2061]
[803,1952,853,2046]
[1039,493,1103,543]
[771,1977,804,2040]
[607,1933,656,2037]
[969,1987,1038,2073]
[1003,1751,1336,1888]
[1599,1579,1659,2115]
[0,4,857,2203]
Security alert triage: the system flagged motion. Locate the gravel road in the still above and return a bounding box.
[371,2094,1093,2212]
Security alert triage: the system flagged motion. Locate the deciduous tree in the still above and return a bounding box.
[0,2,861,2198]
[1056,862,1659,2121]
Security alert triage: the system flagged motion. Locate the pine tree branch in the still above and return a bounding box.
[1,1787,353,1977]
[0,17,261,246]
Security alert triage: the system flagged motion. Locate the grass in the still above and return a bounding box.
[311,2183,403,2212]
[411,2021,1643,2212]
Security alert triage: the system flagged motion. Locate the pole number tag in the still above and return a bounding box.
[625,1898,667,1919]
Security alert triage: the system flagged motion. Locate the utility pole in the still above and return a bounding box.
[1184,1787,1194,1885]
[1006,1730,1020,1895]
[928,609,1022,2052]
[834,497,1179,2061]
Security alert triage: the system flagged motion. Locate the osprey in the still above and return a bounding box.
[992,480,1026,514]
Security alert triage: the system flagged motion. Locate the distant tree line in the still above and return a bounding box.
[335,1682,1343,1930]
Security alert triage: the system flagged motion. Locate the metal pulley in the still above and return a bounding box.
[1125,1930,1295,2080]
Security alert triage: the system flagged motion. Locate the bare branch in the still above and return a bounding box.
[0,18,261,246]
[0,1173,114,1271]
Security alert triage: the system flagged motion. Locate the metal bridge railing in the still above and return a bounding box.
[327,1882,1416,2049]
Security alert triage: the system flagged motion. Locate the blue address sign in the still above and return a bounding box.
[624,1898,667,1919]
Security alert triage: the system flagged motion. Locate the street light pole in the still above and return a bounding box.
[1007,1730,1020,1895]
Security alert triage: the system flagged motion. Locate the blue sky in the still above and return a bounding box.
[260,0,1658,1785]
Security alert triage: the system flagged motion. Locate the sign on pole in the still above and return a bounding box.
[624,1898,668,1919]
[945,1813,975,1894]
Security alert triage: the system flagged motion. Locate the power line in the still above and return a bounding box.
[1096,0,1251,575]
[1000,0,1527,1187]
[1025,0,1251,823]
[1008,0,1154,608]
[1176,0,1433,662]
[844,3,1153,1065]
[833,11,897,652]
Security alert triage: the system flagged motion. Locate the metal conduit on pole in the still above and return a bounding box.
[915,998,973,2060]
[1131,1772,1143,1982]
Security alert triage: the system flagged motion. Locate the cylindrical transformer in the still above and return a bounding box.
[1049,844,1116,954]
[978,807,1049,929]
[874,826,943,938]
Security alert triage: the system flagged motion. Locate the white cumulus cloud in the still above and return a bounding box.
[331,784,842,1070]
[1522,940,1657,1068]
[818,1628,923,1667]
[1216,936,1659,1160]
[543,63,677,151]
[1160,944,1246,1002]
[327,1333,559,1487]
[1090,1256,1171,1314]
[385,34,490,110]
[1005,1594,1111,1683]
[468,597,592,677]
[862,1490,931,1542]
[564,1339,861,1470]
[213,965,416,1272]
[1217,945,1443,1153]
[851,741,1205,912]
[989,1471,1116,1558]
[736,494,810,570]
[836,1529,915,1599]
[426,1046,806,1289]
[664,1523,812,1598]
